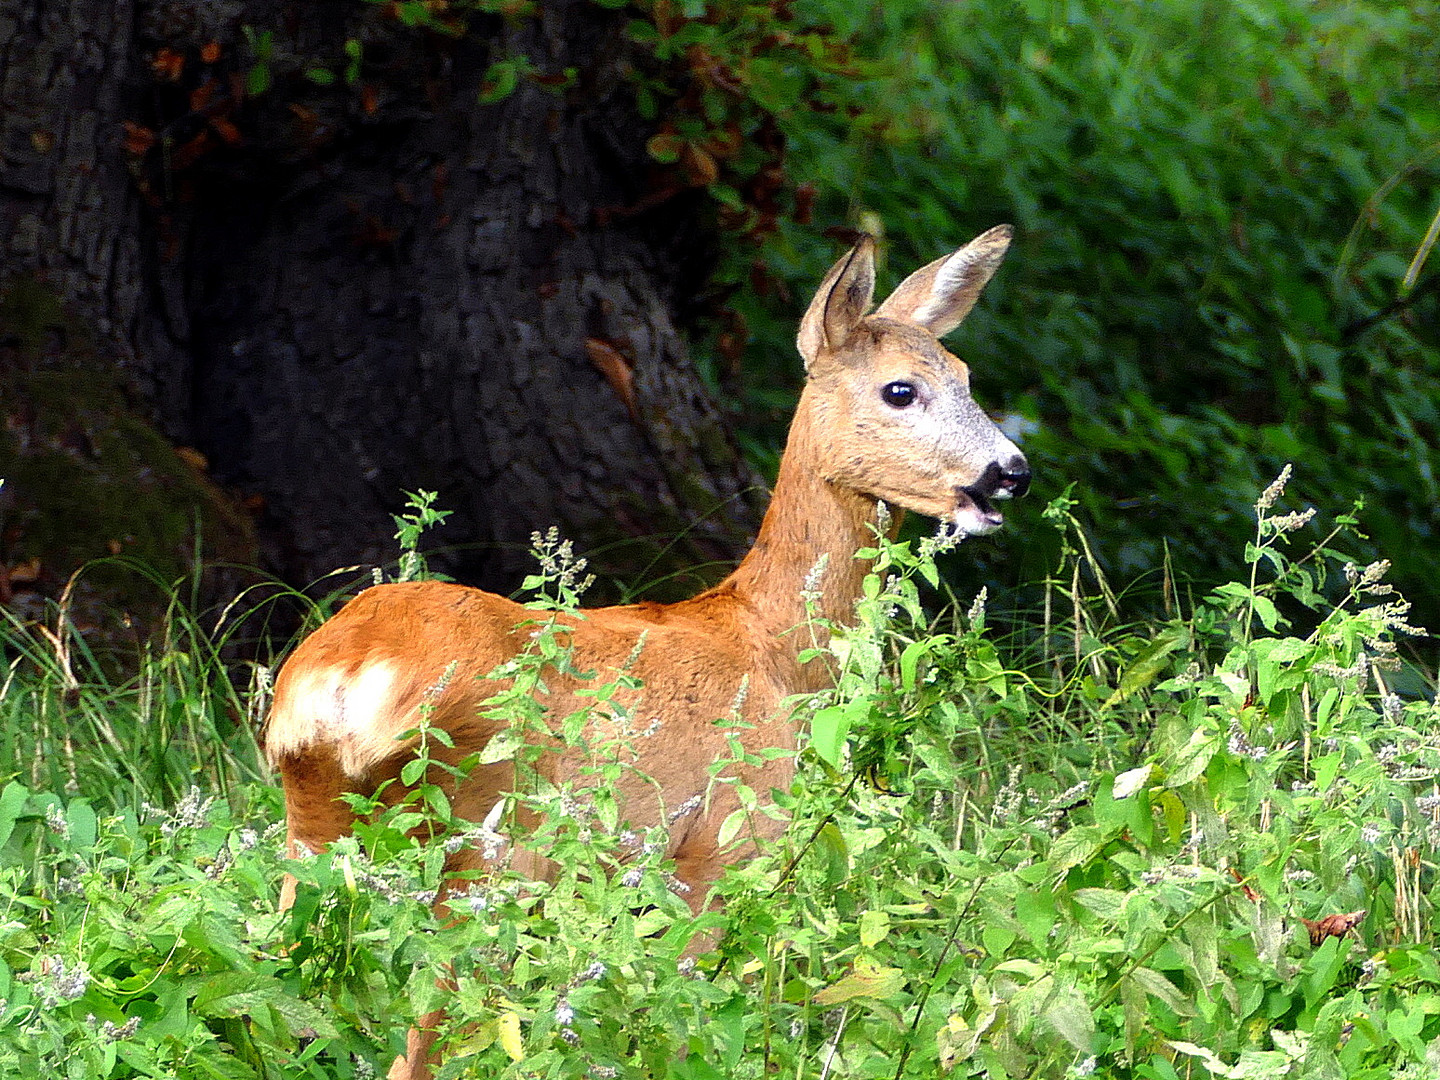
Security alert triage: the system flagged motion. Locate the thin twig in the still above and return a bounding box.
[1340,270,1440,342]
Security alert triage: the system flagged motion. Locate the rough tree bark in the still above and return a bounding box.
[1,0,766,603]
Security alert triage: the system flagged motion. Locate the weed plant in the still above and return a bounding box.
[0,475,1436,1077]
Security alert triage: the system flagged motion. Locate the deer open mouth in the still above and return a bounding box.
[951,485,1005,536]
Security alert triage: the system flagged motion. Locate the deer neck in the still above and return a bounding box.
[720,395,890,685]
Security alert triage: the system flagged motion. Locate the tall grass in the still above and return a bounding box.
[0,560,289,809]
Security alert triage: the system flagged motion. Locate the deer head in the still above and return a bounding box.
[795,226,1029,536]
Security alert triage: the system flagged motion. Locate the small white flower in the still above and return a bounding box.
[967,587,988,627]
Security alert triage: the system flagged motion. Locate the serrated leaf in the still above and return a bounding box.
[1251,595,1282,632]
[898,639,929,692]
[1167,727,1220,787]
[1252,636,1310,664]
[452,1017,499,1058]
[193,972,340,1038]
[65,798,97,852]
[994,958,1047,979]
[808,698,866,768]
[1169,1039,1238,1076]
[715,808,747,852]
[1049,825,1103,878]
[0,783,30,850]
[1072,888,1126,921]
[1108,625,1190,705]
[1042,986,1096,1053]
[1127,966,1197,1016]
[477,726,525,765]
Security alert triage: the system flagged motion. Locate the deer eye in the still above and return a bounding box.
[881,381,917,408]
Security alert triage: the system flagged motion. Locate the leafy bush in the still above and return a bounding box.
[0,477,1436,1076]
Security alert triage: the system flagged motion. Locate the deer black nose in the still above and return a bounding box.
[997,456,1031,499]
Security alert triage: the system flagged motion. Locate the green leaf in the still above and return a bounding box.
[1167,727,1221,787]
[1072,888,1125,922]
[808,698,868,768]
[245,64,271,97]
[1169,1039,1237,1076]
[1251,594,1282,632]
[1303,935,1348,1009]
[859,908,890,948]
[814,957,905,1005]
[1049,825,1104,879]
[479,60,521,104]
[477,726,525,765]
[1127,966,1198,1016]
[715,807,747,852]
[66,797,97,853]
[0,782,30,850]
[1042,986,1096,1054]
[194,972,340,1039]
[1111,764,1153,800]
[1108,624,1190,705]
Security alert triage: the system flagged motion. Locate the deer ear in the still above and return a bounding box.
[797,235,876,372]
[875,224,1012,337]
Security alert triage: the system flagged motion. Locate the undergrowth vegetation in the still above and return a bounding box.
[0,475,1436,1078]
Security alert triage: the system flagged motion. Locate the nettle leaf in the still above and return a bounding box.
[1127,966,1198,1017]
[64,798,97,853]
[715,808,748,852]
[1167,727,1221,788]
[1042,985,1096,1054]
[1169,1039,1238,1076]
[1049,825,1105,880]
[1111,763,1154,800]
[1109,624,1191,705]
[477,726,525,765]
[1072,888,1126,923]
[808,697,869,769]
[0,782,29,850]
[1251,594,1283,632]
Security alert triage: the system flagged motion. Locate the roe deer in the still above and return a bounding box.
[264,226,1029,1078]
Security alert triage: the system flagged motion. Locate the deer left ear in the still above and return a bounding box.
[875,224,1012,337]
[797,236,876,373]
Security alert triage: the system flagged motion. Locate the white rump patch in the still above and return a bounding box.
[267,661,419,777]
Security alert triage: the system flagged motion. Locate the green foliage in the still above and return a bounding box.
[390,489,453,584]
[717,0,1440,627]
[2,480,1437,1076]
[0,574,272,810]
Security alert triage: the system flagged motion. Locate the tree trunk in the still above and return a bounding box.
[1,0,765,605]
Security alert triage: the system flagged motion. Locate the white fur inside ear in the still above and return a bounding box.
[911,247,980,327]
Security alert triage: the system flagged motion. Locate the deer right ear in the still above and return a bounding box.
[875,225,1012,338]
[797,236,876,373]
